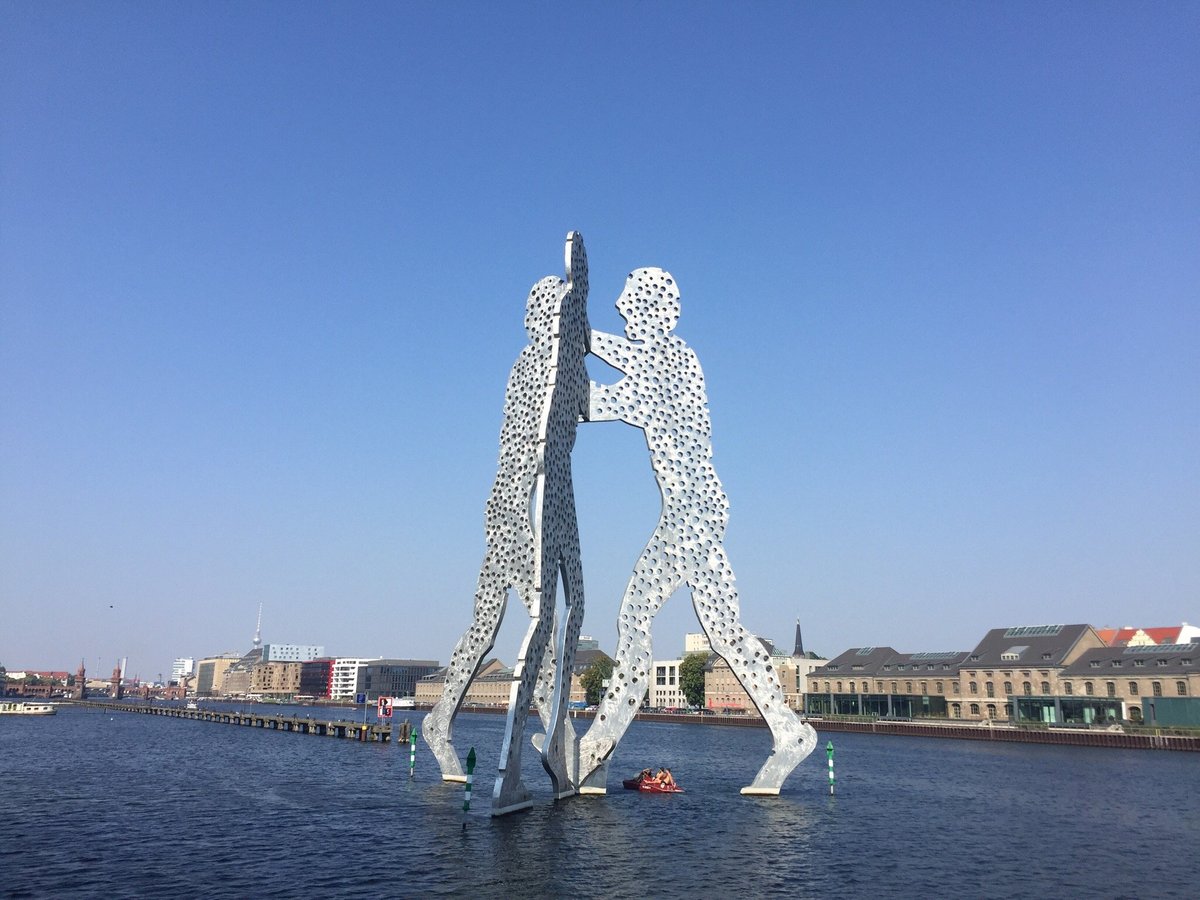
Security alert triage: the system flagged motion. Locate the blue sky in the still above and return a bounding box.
[2,2,1196,681]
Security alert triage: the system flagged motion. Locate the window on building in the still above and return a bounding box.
[951,703,961,718]
[1064,682,1073,695]
[1022,681,1031,695]
[1003,703,1012,718]
[824,681,831,692]
[1130,707,1142,722]
[849,682,856,693]
[985,682,995,698]
[1085,682,1094,696]
[657,666,666,686]
[890,681,897,693]
[952,682,960,694]
[1003,681,1012,694]
[1153,681,1162,696]
[812,681,819,692]
[1106,681,1116,697]
[876,681,884,692]
[906,681,913,693]
[836,681,843,692]
[1089,661,1100,668]
[1134,660,1145,667]
[969,681,978,695]
[1128,681,1138,695]
[935,681,943,694]
[1157,659,1168,666]
[1040,682,1049,694]
[1177,681,1188,696]
[970,703,980,716]
[921,681,928,694]
[986,704,996,719]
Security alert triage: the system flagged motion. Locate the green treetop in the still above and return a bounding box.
[580,657,615,706]
[679,652,708,708]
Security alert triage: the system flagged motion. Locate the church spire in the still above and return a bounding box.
[793,619,805,657]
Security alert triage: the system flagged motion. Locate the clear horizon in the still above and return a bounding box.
[3,4,1197,680]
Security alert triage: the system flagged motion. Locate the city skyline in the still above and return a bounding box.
[3,6,1197,680]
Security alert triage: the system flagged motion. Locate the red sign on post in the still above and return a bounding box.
[377,696,393,718]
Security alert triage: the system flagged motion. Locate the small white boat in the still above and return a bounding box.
[0,701,57,716]
[186,701,199,710]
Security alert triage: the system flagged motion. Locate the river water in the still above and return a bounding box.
[1,704,1196,898]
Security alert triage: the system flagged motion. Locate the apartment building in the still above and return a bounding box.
[170,658,194,683]
[649,658,685,709]
[193,653,243,697]
[360,659,441,701]
[249,661,302,698]
[261,644,324,663]
[802,623,1198,725]
[954,624,1104,721]
[415,659,514,707]
[1043,643,1199,725]
[299,658,334,699]
[704,637,827,712]
[330,658,374,700]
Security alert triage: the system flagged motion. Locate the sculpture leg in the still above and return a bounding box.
[529,612,578,789]
[539,551,585,798]
[423,563,510,781]
[492,581,555,815]
[578,532,683,792]
[689,548,817,794]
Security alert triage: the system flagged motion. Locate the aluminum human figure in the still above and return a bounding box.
[578,267,817,794]
[423,233,590,814]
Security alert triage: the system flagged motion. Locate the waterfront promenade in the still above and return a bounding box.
[73,699,1200,752]
[455,702,1200,752]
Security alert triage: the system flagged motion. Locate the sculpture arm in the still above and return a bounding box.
[586,330,636,423]
[588,380,622,422]
[588,329,632,369]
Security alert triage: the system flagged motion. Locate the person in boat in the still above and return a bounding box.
[638,768,653,783]
[656,767,674,787]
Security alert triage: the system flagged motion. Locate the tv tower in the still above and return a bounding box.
[253,603,263,651]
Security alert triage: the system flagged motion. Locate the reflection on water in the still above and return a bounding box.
[1,706,1196,898]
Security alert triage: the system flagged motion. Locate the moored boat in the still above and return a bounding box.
[0,701,57,716]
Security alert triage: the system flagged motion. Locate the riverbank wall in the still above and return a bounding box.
[68,700,1200,751]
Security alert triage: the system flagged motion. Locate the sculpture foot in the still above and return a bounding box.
[422,709,465,780]
[577,734,614,786]
[578,758,609,795]
[491,769,532,817]
[535,723,579,799]
[740,785,780,796]
[743,719,818,794]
